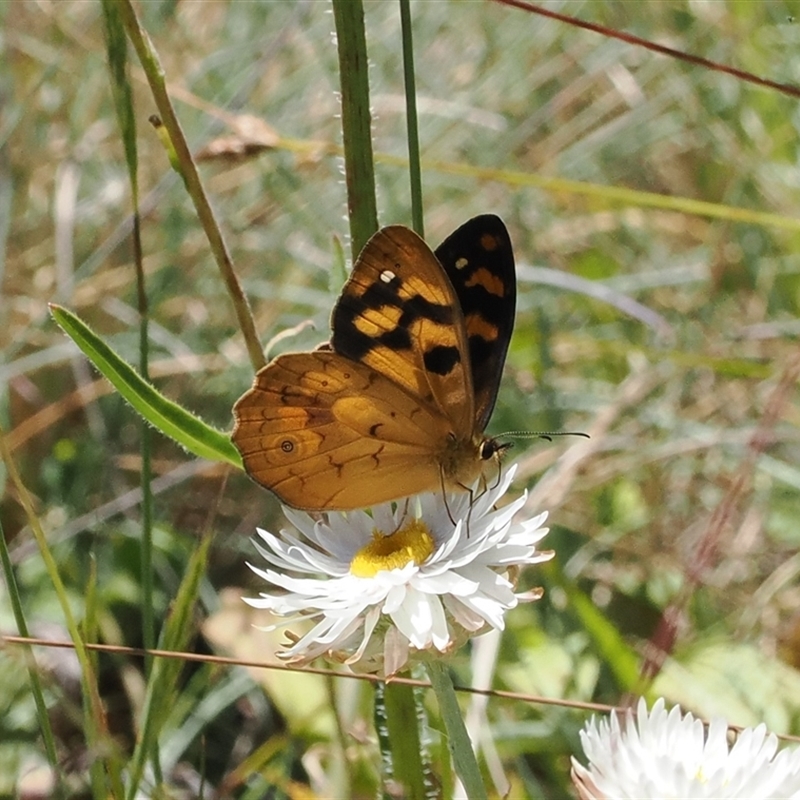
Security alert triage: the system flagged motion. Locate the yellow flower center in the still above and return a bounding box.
[350,519,435,578]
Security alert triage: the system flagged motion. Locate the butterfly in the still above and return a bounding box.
[231,214,516,511]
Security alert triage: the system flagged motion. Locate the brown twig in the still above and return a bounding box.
[494,0,800,103]
[5,634,800,742]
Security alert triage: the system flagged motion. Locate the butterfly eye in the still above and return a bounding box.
[480,439,512,461]
[480,439,498,460]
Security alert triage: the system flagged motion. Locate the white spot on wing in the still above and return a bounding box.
[455,257,469,270]
[380,269,396,283]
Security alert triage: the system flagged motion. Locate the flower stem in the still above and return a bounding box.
[384,681,429,799]
[426,660,488,800]
[331,0,379,256]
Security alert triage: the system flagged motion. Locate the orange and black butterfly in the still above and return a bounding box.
[232,215,516,510]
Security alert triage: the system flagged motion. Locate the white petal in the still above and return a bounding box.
[381,581,409,615]
[412,570,479,597]
[383,625,410,676]
[276,509,315,537]
[442,594,486,631]
[371,501,398,533]
[389,585,434,649]
[461,593,509,630]
[254,529,345,575]
[457,563,516,603]
[427,592,451,650]
[344,606,381,664]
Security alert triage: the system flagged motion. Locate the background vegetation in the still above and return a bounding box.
[3,0,800,796]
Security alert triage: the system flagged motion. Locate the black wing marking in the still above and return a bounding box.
[434,214,516,431]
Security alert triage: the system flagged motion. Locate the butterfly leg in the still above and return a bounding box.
[449,477,477,537]
[488,462,503,492]
[392,497,411,533]
[474,461,504,513]
[438,467,459,528]
[464,484,475,538]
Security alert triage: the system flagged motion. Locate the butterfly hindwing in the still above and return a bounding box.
[232,349,449,509]
[434,214,516,430]
[331,226,474,435]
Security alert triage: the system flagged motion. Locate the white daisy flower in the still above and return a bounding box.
[571,697,800,800]
[244,464,551,675]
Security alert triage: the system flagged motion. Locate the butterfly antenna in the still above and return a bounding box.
[498,430,591,443]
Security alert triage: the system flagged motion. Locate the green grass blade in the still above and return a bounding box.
[50,304,241,468]
[0,514,64,798]
[0,429,126,798]
[399,0,423,236]
[100,0,137,181]
[126,534,212,799]
[100,0,157,687]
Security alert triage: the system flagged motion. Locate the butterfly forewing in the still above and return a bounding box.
[331,226,474,436]
[434,215,516,430]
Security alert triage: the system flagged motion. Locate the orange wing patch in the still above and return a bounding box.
[233,350,456,509]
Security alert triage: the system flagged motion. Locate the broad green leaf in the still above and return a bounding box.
[50,304,242,468]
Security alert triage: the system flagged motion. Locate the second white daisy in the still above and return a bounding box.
[572,697,800,800]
